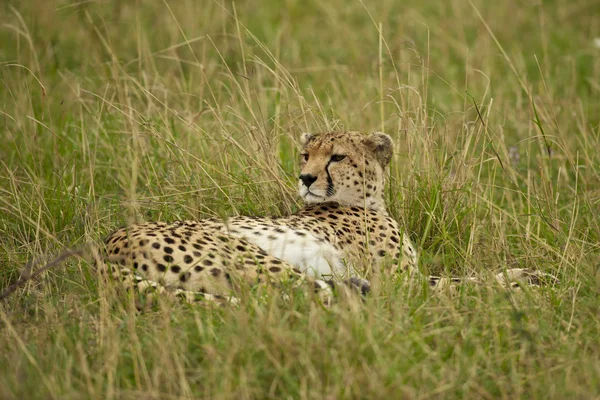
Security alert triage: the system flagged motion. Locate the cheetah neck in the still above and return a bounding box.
[299,200,388,215]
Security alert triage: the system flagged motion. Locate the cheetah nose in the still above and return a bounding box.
[299,174,317,188]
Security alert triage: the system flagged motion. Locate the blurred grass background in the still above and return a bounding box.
[1,0,599,398]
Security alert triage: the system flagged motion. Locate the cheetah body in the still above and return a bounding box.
[104,132,416,301]
[102,131,554,303]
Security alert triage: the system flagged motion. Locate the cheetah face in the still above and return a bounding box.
[298,131,393,209]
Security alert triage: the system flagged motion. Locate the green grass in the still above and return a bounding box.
[1,0,599,398]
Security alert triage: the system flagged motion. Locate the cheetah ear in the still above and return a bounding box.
[300,132,315,146]
[363,132,394,167]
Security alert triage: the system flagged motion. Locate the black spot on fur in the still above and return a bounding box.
[179,272,191,282]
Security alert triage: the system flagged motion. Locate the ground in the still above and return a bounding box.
[0,0,599,398]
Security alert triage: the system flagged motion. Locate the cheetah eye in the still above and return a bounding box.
[330,154,346,162]
[301,153,309,162]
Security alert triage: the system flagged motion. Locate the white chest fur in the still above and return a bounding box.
[222,221,351,279]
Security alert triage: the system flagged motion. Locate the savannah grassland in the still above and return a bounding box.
[1,0,599,398]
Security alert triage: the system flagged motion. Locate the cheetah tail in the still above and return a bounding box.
[427,268,560,291]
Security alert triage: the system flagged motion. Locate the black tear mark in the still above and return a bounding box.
[325,159,336,197]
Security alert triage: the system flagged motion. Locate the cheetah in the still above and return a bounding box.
[101,132,415,304]
[100,131,556,305]
[1,131,557,304]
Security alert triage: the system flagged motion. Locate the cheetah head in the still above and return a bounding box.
[298,131,393,210]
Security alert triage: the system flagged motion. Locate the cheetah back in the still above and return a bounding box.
[103,221,308,295]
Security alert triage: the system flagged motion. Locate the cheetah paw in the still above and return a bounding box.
[343,277,371,296]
